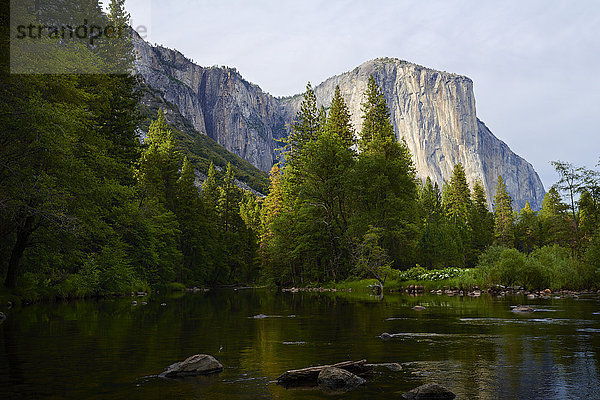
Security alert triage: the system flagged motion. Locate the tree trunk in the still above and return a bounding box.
[4,216,34,289]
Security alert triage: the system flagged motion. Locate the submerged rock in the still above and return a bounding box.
[365,362,402,371]
[317,367,366,392]
[401,382,456,399]
[160,354,223,378]
[380,332,393,340]
[412,305,426,311]
[512,305,535,313]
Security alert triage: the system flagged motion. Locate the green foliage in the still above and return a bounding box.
[353,226,393,286]
[494,175,515,247]
[477,245,597,290]
[398,267,468,282]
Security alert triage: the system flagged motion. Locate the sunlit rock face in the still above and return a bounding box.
[134,34,544,210]
[280,58,544,210]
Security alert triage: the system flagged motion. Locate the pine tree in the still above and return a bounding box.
[494,175,514,247]
[515,201,539,253]
[538,187,570,247]
[202,162,221,212]
[443,163,472,225]
[352,76,418,266]
[359,76,399,159]
[137,109,180,211]
[325,85,354,149]
[418,177,454,268]
[289,82,321,153]
[468,180,494,263]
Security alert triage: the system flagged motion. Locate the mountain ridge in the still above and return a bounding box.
[132,34,545,210]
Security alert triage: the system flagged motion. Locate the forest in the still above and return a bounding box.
[2,1,599,300]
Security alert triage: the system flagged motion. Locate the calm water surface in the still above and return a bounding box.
[1,289,600,399]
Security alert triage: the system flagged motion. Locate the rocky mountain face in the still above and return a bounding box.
[133,34,287,172]
[133,36,544,210]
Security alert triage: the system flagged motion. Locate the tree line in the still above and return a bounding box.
[258,79,600,288]
[0,0,259,296]
[2,1,599,295]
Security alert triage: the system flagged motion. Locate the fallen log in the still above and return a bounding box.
[276,360,372,387]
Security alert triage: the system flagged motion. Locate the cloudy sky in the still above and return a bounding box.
[123,0,600,190]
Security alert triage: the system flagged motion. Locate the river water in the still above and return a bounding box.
[1,289,600,399]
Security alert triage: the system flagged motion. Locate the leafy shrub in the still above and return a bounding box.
[477,245,598,290]
[398,266,468,282]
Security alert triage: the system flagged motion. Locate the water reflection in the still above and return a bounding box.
[0,290,598,399]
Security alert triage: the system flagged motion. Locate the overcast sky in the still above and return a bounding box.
[122,0,600,191]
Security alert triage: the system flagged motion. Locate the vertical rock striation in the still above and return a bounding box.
[133,33,287,172]
[133,35,544,209]
[280,58,544,209]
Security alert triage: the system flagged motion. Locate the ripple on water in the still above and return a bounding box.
[459,317,595,325]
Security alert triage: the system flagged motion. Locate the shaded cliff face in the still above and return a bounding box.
[133,34,287,172]
[134,35,544,210]
[280,58,544,210]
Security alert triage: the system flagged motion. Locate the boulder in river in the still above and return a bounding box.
[365,362,402,371]
[412,305,426,311]
[317,367,366,392]
[276,360,371,387]
[512,305,535,313]
[401,382,456,399]
[160,354,223,378]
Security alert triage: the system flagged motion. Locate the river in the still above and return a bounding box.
[1,289,600,399]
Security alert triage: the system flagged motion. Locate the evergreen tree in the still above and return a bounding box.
[514,201,539,254]
[441,163,472,266]
[494,175,515,247]
[202,162,221,213]
[352,75,418,267]
[325,85,355,149]
[538,187,570,247]
[289,82,321,154]
[418,178,456,268]
[175,156,212,283]
[443,163,472,225]
[468,179,494,264]
[137,109,180,211]
[359,76,399,160]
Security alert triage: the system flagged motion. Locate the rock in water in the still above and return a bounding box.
[512,305,535,313]
[365,362,402,371]
[317,367,366,392]
[402,383,456,399]
[0,312,6,322]
[160,354,223,378]
[412,305,426,311]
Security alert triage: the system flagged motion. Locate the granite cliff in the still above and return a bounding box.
[133,36,544,210]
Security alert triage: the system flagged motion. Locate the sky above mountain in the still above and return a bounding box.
[121,0,600,192]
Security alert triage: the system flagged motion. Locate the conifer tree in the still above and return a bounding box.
[352,75,418,266]
[359,76,398,159]
[515,201,539,253]
[289,82,321,153]
[443,163,472,225]
[202,162,221,213]
[494,175,515,247]
[538,187,570,247]
[137,109,180,211]
[468,180,494,262]
[326,85,355,149]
